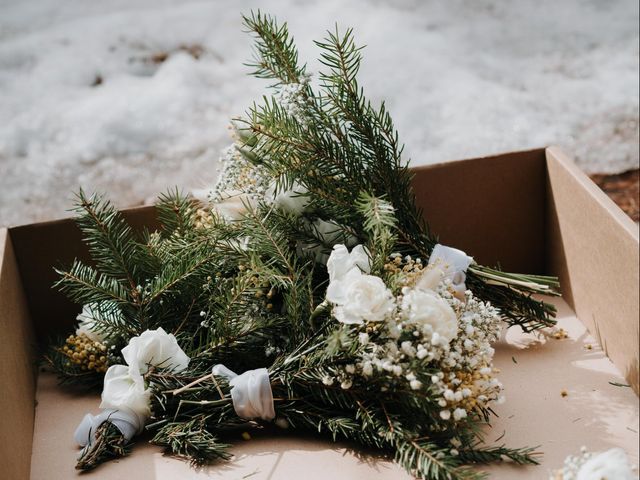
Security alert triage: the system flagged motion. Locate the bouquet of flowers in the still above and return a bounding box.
[47,11,561,479]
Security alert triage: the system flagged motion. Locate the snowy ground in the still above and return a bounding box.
[0,0,638,227]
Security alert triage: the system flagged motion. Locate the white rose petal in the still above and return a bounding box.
[75,303,120,343]
[326,266,360,305]
[326,244,371,283]
[402,289,459,345]
[329,270,395,325]
[100,365,150,422]
[122,327,190,374]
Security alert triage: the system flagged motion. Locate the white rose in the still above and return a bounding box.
[266,181,309,215]
[327,268,395,324]
[401,289,458,345]
[100,365,150,422]
[576,449,636,480]
[122,327,190,374]
[212,189,257,221]
[75,303,120,343]
[326,244,370,283]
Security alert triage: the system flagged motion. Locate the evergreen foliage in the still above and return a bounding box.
[48,11,559,479]
[240,12,559,331]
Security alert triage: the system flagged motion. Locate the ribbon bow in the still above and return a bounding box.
[428,244,474,297]
[212,364,276,421]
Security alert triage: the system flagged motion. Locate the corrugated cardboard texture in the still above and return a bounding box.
[0,228,36,480]
[411,148,547,274]
[545,146,640,393]
[8,206,159,345]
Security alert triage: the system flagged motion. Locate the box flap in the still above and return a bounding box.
[0,228,36,480]
[545,146,639,393]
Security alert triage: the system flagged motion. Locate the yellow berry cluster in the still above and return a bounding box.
[194,207,214,230]
[552,328,568,340]
[442,365,500,413]
[383,254,425,286]
[59,333,109,373]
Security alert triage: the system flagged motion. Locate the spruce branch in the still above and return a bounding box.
[243,11,306,85]
[75,421,130,471]
[151,416,232,466]
[73,189,154,300]
[240,12,559,330]
[457,444,541,466]
[156,189,199,239]
[54,261,132,308]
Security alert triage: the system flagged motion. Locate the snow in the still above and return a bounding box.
[0,0,638,227]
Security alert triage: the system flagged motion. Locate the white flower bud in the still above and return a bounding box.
[453,408,467,421]
[439,410,451,420]
[410,380,422,390]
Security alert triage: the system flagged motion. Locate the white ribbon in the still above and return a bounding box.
[74,408,143,449]
[211,364,275,421]
[428,244,474,296]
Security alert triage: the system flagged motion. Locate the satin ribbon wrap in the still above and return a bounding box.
[212,364,276,421]
[74,408,144,449]
[428,244,474,297]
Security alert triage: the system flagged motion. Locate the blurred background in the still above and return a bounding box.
[0,0,638,227]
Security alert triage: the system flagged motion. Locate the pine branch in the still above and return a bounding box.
[54,262,133,314]
[243,11,306,85]
[240,13,559,330]
[76,421,130,471]
[42,348,104,390]
[156,189,199,239]
[151,416,232,466]
[356,192,397,274]
[457,444,540,466]
[394,437,483,480]
[73,190,153,300]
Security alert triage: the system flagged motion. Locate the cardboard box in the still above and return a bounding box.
[1,146,638,479]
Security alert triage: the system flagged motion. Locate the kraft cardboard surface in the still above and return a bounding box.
[0,229,36,480]
[29,297,638,480]
[410,148,547,274]
[545,147,640,393]
[2,147,639,479]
